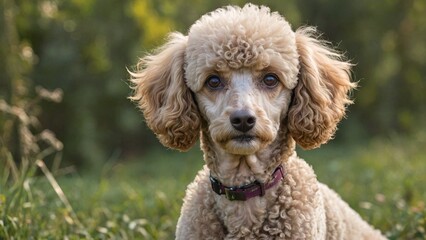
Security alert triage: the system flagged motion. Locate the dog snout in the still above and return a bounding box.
[230,110,256,132]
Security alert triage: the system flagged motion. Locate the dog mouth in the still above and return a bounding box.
[222,134,261,155]
[232,135,255,143]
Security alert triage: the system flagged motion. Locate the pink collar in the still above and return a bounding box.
[209,165,284,201]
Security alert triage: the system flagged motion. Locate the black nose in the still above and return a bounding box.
[230,110,256,132]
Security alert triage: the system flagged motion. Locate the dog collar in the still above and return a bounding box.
[209,165,284,201]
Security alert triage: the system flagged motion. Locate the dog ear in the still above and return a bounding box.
[288,27,356,149]
[129,33,201,151]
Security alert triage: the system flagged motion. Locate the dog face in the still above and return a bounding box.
[130,4,355,153]
[192,69,294,155]
[184,6,299,155]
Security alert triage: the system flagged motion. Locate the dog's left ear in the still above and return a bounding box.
[288,27,357,149]
[129,33,201,151]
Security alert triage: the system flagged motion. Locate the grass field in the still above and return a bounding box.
[1,132,425,239]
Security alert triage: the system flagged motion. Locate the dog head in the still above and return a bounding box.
[130,4,356,154]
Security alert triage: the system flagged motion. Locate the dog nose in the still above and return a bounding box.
[230,110,256,132]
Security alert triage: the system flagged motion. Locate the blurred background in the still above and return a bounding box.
[1,0,426,238]
[1,0,425,169]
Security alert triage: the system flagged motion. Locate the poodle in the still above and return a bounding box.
[130,4,386,239]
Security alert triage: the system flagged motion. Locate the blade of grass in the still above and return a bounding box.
[35,159,90,238]
[4,150,19,183]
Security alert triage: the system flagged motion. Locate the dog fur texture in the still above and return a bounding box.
[130,4,386,240]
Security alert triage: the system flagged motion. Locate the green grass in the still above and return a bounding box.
[300,132,426,239]
[1,133,426,239]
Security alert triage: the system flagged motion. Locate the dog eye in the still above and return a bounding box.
[262,74,279,88]
[206,75,224,90]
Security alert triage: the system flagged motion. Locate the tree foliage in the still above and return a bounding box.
[1,0,425,167]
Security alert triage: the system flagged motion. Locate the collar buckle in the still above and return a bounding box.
[224,187,246,201]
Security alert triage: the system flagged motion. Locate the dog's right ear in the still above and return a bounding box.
[129,33,201,151]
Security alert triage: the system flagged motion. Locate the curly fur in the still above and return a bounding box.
[129,33,200,150]
[130,4,386,240]
[288,28,356,149]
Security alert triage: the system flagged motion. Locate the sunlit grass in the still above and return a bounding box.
[1,133,425,239]
[0,148,204,239]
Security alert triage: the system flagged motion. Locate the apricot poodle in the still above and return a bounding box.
[130,4,386,239]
